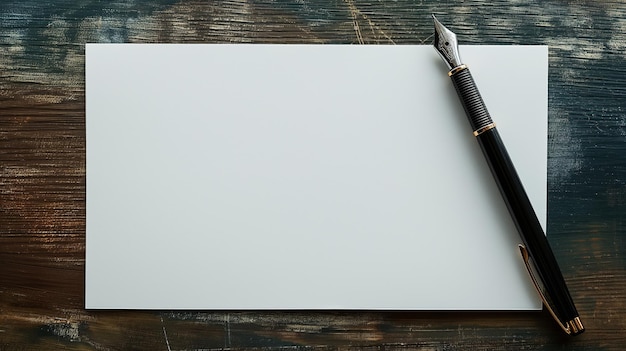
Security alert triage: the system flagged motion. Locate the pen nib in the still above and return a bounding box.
[432,15,462,70]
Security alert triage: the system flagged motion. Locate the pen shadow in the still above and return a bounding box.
[431,52,451,76]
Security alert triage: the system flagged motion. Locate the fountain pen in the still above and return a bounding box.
[431,15,584,335]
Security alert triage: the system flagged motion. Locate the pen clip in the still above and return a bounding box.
[518,244,573,335]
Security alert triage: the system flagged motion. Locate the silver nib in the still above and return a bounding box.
[432,15,462,70]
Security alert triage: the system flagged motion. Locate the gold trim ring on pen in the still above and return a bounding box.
[448,64,468,76]
[566,317,585,335]
[473,123,496,136]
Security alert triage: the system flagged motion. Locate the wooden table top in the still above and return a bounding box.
[1,1,624,350]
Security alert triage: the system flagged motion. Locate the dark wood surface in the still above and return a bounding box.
[1,1,625,350]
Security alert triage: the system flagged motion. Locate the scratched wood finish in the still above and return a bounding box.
[1,1,625,350]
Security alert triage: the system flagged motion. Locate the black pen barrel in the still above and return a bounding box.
[449,66,582,333]
[476,128,580,326]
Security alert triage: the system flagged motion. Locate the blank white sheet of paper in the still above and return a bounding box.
[85,44,547,310]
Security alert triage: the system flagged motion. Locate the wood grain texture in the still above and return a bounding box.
[1,0,625,350]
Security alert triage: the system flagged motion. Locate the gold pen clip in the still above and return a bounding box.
[518,244,584,335]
